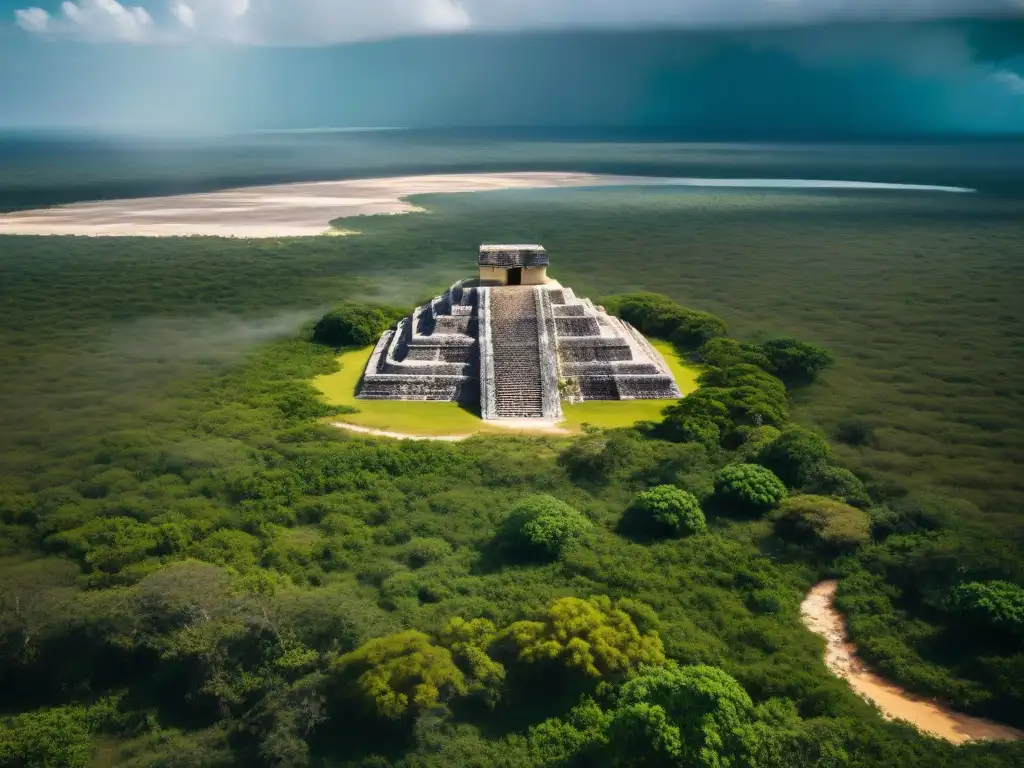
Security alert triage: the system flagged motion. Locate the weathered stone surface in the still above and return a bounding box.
[357,251,682,417]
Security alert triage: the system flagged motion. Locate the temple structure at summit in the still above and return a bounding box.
[357,245,682,420]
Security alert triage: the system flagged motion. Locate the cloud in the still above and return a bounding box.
[17,0,155,42]
[991,69,1024,92]
[14,6,49,31]
[12,0,1024,45]
[170,2,194,28]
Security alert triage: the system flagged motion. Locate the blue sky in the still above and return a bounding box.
[0,1,1022,134]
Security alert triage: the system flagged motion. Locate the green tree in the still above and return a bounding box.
[758,338,833,386]
[511,495,593,560]
[0,706,93,768]
[658,392,727,446]
[669,310,730,351]
[697,366,790,430]
[756,425,834,487]
[632,486,707,537]
[49,517,160,578]
[528,697,611,766]
[698,338,772,370]
[799,462,871,508]
[948,581,1024,641]
[497,596,665,679]
[602,293,727,348]
[736,426,782,462]
[713,464,787,517]
[312,303,406,348]
[331,630,468,719]
[774,495,871,553]
[439,618,506,705]
[607,663,754,768]
[659,365,789,448]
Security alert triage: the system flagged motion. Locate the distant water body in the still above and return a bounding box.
[0,131,1018,212]
[631,178,974,193]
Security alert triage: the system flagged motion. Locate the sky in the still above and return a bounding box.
[0,1,1023,134]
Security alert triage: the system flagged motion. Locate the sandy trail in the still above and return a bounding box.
[0,173,973,238]
[330,418,572,441]
[800,580,1024,744]
[330,422,471,441]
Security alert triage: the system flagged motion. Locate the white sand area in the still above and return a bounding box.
[0,173,636,238]
[0,172,973,238]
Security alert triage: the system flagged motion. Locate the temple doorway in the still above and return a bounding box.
[507,268,522,285]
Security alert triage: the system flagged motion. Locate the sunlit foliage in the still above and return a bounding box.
[631,485,707,537]
[497,596,666,678]
[713,464,788,517]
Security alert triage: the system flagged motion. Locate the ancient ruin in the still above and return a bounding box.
[358,245,682,420]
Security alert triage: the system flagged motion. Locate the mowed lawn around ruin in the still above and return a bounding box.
[313,339,700,437]
[561,340,702,431]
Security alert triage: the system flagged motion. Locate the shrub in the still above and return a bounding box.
[774,494,871,553]
[602,293,727,348]
[658,367,789,447]
[800,462,871,508]
[756,424,834,487]
[658,393,728,445]
[713,464,787,517]
[399,537,453,568]
[758,338,833,386]
[948,581,1024,641]
[736,425,782,461]
[497,596,665,678]
[698,338,771,370]
[836,417,875,447]
[330,630,468,719]
[312,303,406,348]
[668,310,729,351]
[0,705,94,768]
[511,494,592,560]
[632,486,707,537]
[608,663,754,766]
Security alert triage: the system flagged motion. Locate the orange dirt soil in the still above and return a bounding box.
[800,580,1024,744]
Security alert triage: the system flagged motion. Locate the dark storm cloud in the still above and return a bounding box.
[11,0,1024,45]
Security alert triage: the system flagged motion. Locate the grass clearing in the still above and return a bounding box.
[313,346,489,436]
[561,340,702,431]
[313,339,702,437]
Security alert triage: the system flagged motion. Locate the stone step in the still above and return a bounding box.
[489,288,545,418]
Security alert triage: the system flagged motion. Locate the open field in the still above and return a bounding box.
[314,340,701,437]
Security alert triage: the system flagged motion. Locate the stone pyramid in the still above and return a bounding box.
[358,246,682,420]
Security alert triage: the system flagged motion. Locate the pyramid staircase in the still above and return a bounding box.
[488,289,545,418]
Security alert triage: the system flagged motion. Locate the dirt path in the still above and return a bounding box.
[800,581,1024,744]
[330,419,571,441]
[329,422,471,441]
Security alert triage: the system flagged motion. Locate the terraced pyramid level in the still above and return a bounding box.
[357,246,682,420]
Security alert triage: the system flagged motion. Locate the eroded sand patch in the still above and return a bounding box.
[0,172,630,237]
[329,418,571,441]
[801,580,1024,744]
[0,173,973,238]
[330,422,472,441]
